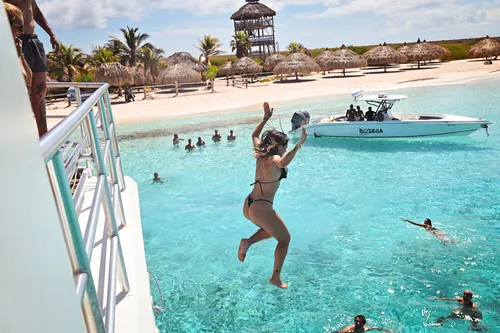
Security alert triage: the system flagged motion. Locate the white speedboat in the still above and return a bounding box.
[290,92,490,138]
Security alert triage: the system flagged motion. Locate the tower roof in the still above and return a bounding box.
[230,0,276,20]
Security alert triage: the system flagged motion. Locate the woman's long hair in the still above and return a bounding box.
[254,129,289,159]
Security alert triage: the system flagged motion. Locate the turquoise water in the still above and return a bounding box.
[119,78,500,333]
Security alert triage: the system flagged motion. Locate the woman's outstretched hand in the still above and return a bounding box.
[263,102,273,119]
[299,127,308,145]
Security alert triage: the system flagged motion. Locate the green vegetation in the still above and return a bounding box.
[205,66,219,80]
[231,32,252,58]
[47,44,86,81]
[107,26,156,66]
[195,35,223,65]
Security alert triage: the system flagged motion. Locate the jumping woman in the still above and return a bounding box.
[238,102,307,288]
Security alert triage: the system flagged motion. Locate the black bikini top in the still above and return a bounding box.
[250,167,288,195]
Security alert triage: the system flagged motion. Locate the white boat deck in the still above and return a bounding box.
[78,176,159,333]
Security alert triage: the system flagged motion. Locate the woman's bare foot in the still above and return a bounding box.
[269,276,288,289]
[238,239,251,262]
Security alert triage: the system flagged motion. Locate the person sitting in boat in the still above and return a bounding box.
[365,107,376,121]
[355,106,365,121]
[346,105,356,121]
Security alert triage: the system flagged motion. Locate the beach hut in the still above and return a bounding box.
[218,61,233,77]
[315,48,336,74]
[263,53,285,71]
[165,52,207,73]
[362,42,407,72]
[156,63,202,85]
[231,56,262,75]
[435,45,451,58]
[95,63,133,95]
[316,45,367,76]
[130,66,154,86]
[467,36,500,60]
[405,39,442,68]
[273,52,320,81]
[397,42,411,56]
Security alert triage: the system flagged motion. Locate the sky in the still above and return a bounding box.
[36,0,500,56]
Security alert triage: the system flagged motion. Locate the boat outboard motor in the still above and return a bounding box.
[291,110,310,131]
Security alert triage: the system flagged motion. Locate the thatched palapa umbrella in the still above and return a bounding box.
[362,42,407,72]
[435,45,451,57]
[317,45,367,76]
[218,61,233,77]
[274,53,320,81]
[165,52,207,73]
[467,35,500,60]
[231,57,262,75]
[406,39,442,68]
[315,48,335,74]
[156,64,201,85]
[130,66,154,86]
[95,63,133,95]
[397,42,411,56]
[264,53,285,71]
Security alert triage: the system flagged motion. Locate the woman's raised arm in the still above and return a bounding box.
[252,102,273,148]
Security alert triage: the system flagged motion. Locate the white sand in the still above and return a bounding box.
[46,59,500,128]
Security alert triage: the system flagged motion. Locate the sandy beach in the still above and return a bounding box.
[46,59,500,128]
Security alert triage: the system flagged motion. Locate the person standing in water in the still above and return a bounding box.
[185,139,195,151]
[227,130,236,141]
[238,102,307,289]
[402,218,452,244]
[212,129,222,142]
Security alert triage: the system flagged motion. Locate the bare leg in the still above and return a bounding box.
[248,204,291,289]
[238,228,271,262]
[31,72,48,137]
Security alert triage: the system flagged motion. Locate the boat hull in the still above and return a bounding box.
[291,114,490,138]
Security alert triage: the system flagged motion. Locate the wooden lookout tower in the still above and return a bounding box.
[231,0,277,60]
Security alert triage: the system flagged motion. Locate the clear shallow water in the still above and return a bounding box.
[119,78,500,333]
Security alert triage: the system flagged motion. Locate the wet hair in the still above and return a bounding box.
[254,129,289,159]
[154,172,158,177]
[4,3,24,29]
[424,218,432,225]
[174,134,178,138]
[198,137,202,140]
[354,315,366,325]
[188,139,192,143]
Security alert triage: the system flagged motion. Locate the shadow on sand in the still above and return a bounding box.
[273,79,317,84]
[322,74,365,79]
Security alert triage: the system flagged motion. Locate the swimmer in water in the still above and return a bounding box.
[173,134,184,145]
[151,172,167,183]
[196,137,205,147]
[434,290,484,331]
[227,130,236,141]
[185,139,195,151]
[212,129,222,142]
[402,218,453,244]
[332,315,391,332]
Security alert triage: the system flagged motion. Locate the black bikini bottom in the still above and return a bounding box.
[247,195,273,207]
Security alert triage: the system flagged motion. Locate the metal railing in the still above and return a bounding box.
[41,82,129,333]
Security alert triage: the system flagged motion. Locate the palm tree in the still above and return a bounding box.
[47,44,86,81]
[88,46,120,67]
[107,26,153,66]
[195,35,223,65]
[230,32,252,58]
[138,47,165,81]
[287,42,305,54]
